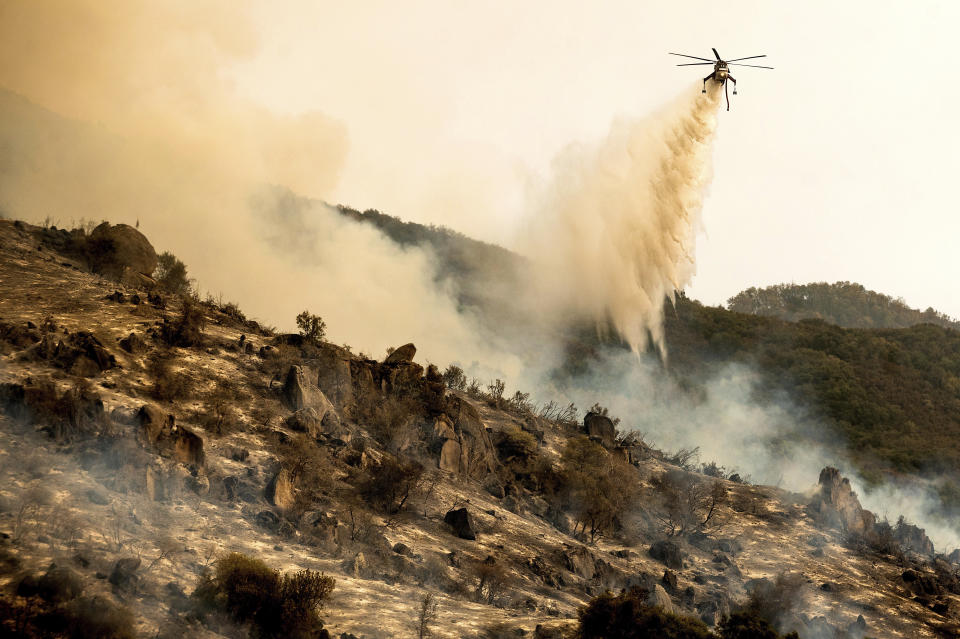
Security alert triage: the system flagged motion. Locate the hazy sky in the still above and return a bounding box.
[235,1,960,316]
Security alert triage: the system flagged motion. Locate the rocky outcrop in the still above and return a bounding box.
[0,378,106,436]
[0,320,41,353]
[315,343,354,409]
[25,331,116,376]
[86,222,158,281]
[583,412,616,449]
[894,520,935,556]
[283,365,335,417]
[808,467,875,534]
[137,405,205,467]
[285,406,349,442]
[432,397,497,477]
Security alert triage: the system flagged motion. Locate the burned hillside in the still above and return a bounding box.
[0,217,959,638]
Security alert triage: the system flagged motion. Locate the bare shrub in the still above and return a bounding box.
[195,400,241,436]
[740,571,807,631]
[538,400,579,426]
[485,379,506,409]
[664,446,700,471]
[415,591,439,639]
[652,470,728,537]
[354,455,425,515]
[13,484,53,541]
[360,395,421,454]
[467,556,511,605]
[147,353,194,401]
[560,436,640,542]
[160,298,206,347]
[46,501,85,548]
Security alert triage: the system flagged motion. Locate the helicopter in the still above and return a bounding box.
[669,48,773,111]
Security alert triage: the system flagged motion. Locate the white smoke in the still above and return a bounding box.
[523,82,722,357]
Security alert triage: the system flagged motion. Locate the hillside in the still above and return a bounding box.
[726,282,960,332]
[329,206,960,514]
[2,219,960,638]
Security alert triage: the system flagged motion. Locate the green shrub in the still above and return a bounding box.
[296,311,326,346]
[194,552,334,639]
[153,251,192,296]
[577,588,713,639]
[719,611,799,639]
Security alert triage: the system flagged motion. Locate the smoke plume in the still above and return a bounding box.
[524,83,722,357]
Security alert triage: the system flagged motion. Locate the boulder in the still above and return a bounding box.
[266,469,295,510]
[384,343,417,364]
[256,510,280,530]
[808,467,875,534]
[118,332,146,354]
[649,540,684,570]
[583,412,617,449]
[561,545,598,580]
[136,405,205,467]
[286,407,323,437]
[86,222,158,280]
[661,569,679,593]
[444,507,477,540]
[138,405,173,444]
[645,584,675,614]
[171,426,205,466]
[0,320,40,353]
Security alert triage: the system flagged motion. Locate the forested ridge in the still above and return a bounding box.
[727,281,960,331]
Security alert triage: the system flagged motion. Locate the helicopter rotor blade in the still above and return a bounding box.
[728,63,774,69]
[712,47,721,60]
[726,55,767,62]
[676,62,715,66]
[669,52,714,62]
